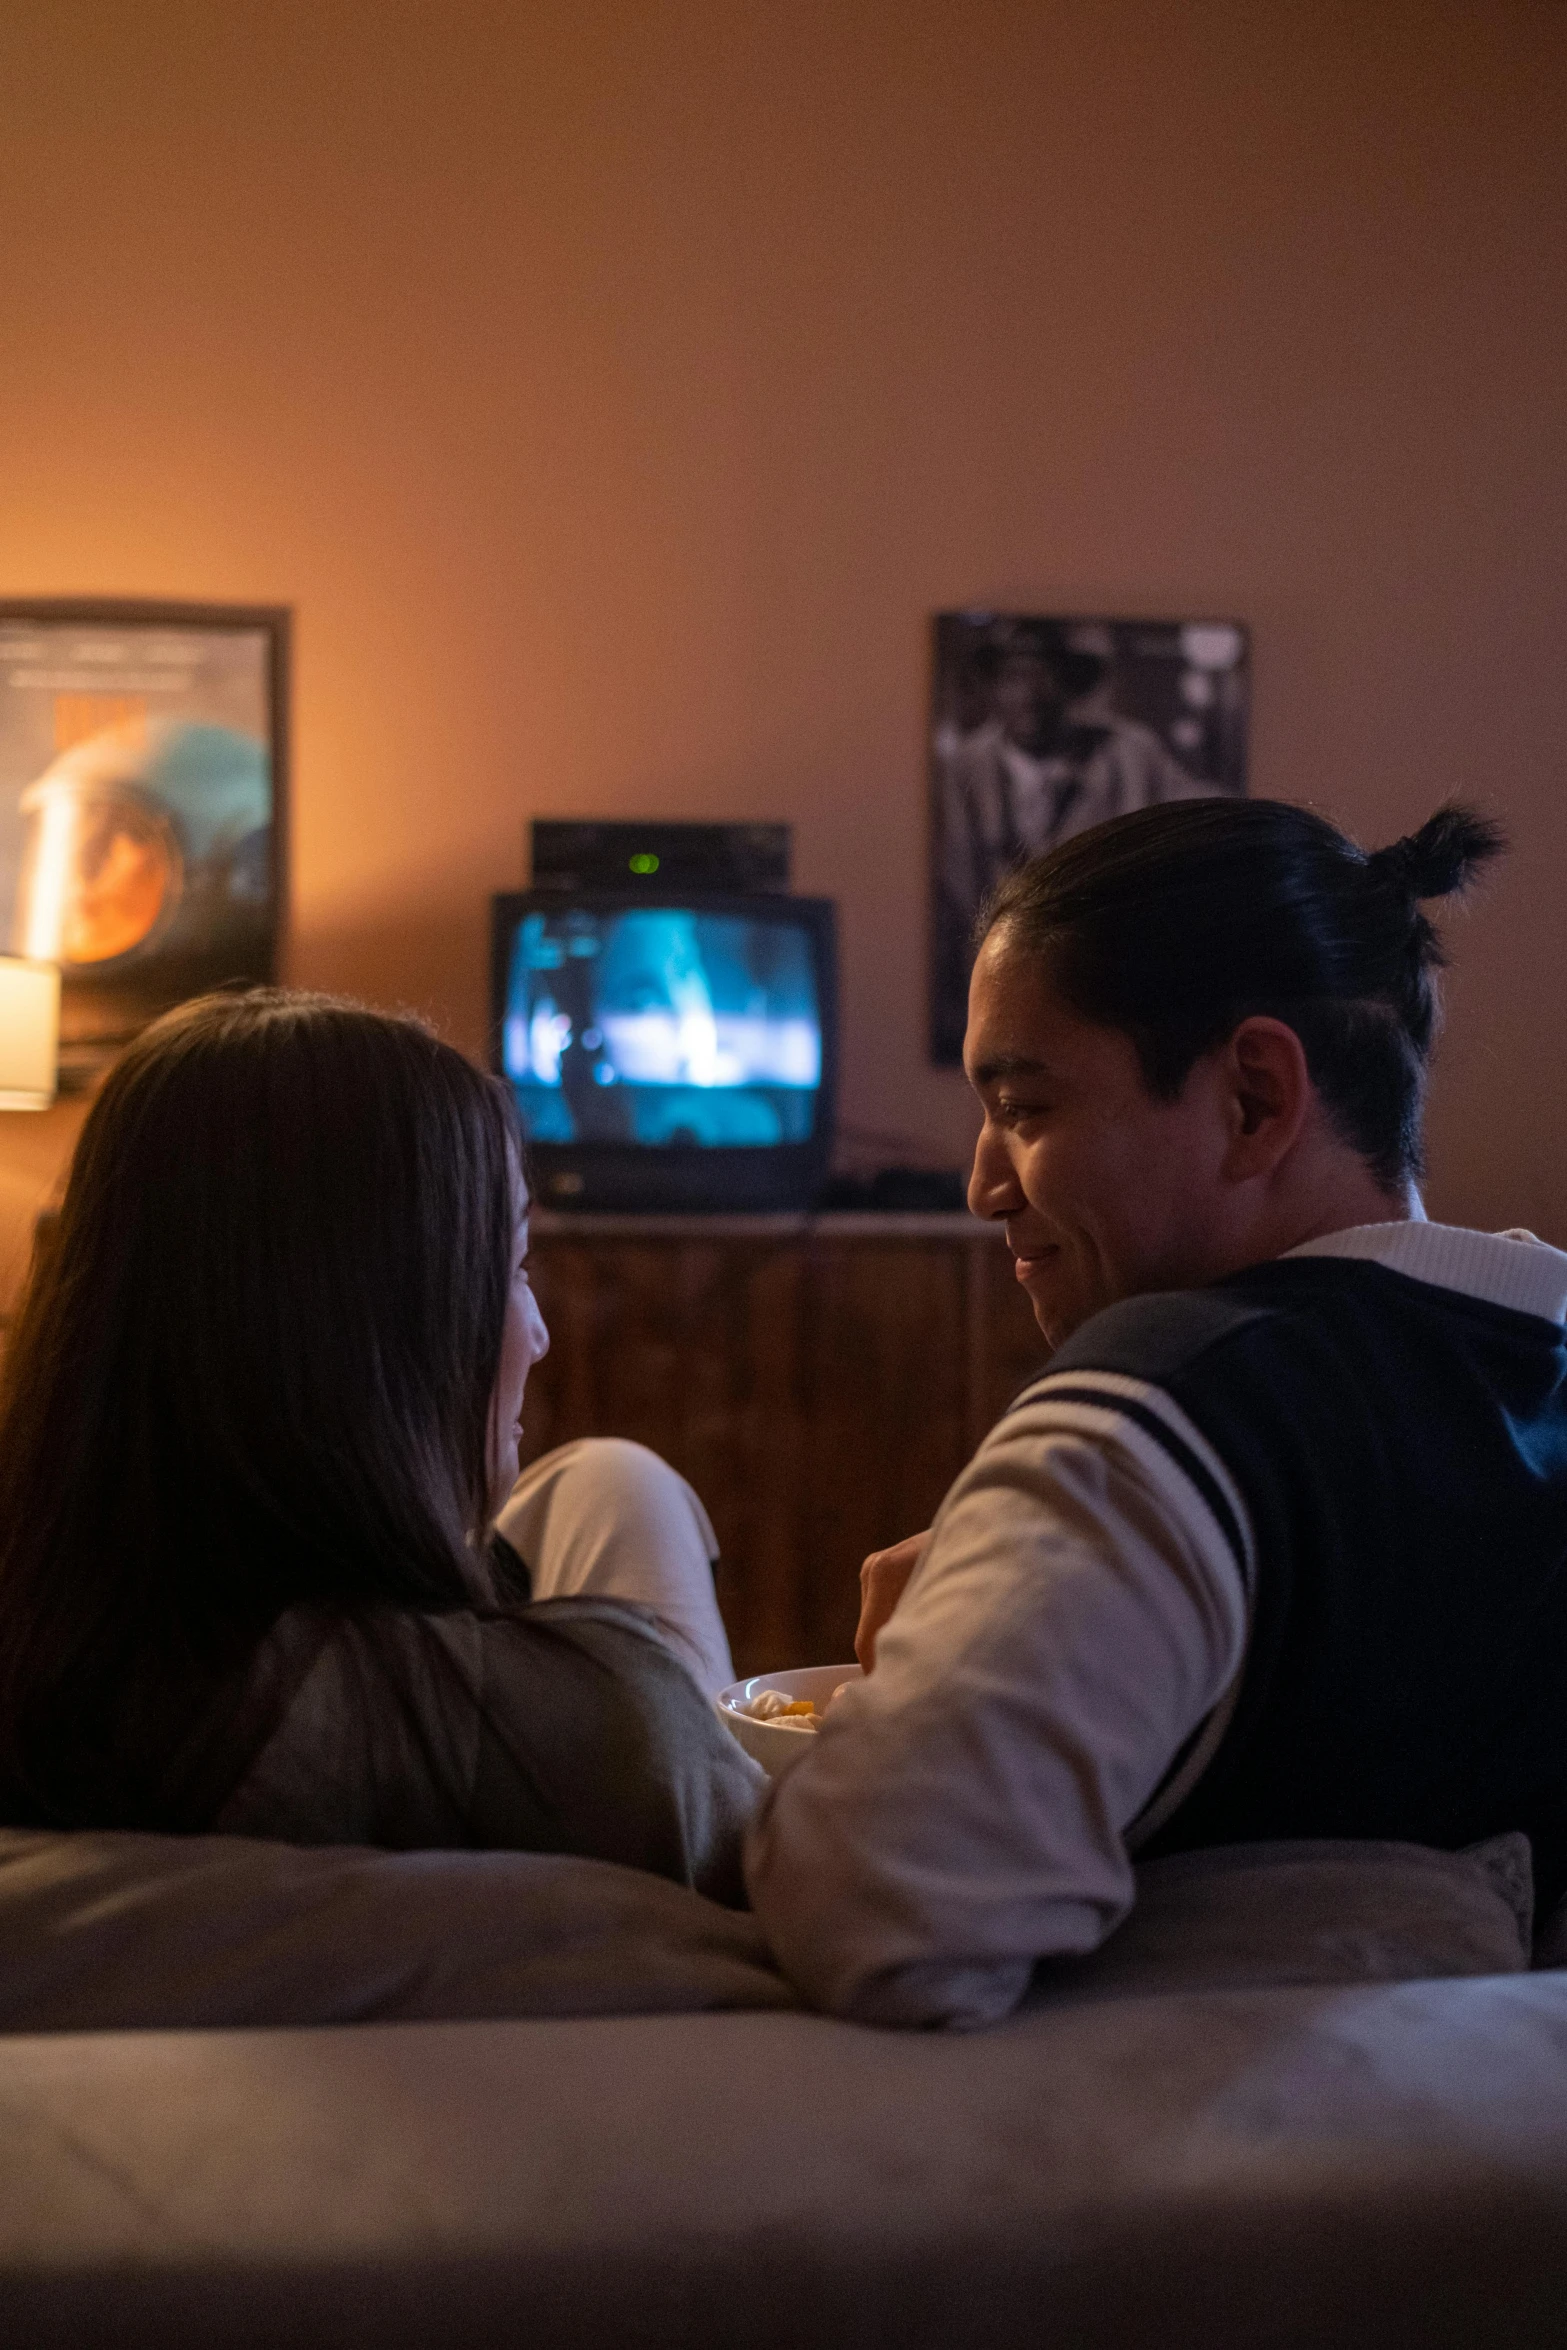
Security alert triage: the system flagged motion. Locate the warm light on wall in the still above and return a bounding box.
[0,958,61,1111]
[16,787,78,962]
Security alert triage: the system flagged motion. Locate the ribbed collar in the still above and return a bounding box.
[1284,1221,1567,1326]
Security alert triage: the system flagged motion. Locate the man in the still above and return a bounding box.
[748,795,1566,2026]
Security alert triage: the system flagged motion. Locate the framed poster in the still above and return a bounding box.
[0,599,288,1081]
[929,611,1249,1063]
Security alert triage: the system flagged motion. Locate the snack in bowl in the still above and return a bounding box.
[715,1664,862,1777]
[743,1692,819,1728]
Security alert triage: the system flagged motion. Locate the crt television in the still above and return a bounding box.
[491,890,838,1212]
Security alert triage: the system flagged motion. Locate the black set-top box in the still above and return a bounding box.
[504,818,829,1211]
[530,821,791,895]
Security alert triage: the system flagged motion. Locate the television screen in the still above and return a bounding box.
[491,891,837,1210]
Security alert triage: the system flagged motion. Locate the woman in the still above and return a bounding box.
[0,990,760,1899]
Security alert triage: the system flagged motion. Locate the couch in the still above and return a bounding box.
[1,1825,1565,2347]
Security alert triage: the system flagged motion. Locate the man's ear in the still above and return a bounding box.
[1221,1017,1312,1180]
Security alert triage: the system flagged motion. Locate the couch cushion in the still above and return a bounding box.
[0,1829,1531,2036]
[1030,1833,1533,2006]
[5,1981,1567,2348]
[0,1828,795,2032]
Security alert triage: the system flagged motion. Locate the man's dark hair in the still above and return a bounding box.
[980,797,1506,1190]
[0,989,521,1826]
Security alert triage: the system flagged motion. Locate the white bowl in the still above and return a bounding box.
[715,1664,862,1778]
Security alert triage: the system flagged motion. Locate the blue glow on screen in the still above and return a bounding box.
[502,908,821,1147]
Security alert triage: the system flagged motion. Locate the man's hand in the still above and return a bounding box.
[855,1531,932,1672]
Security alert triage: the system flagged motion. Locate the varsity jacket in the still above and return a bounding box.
[748,1221,1567,2027]
[1045,1246,1567,1897]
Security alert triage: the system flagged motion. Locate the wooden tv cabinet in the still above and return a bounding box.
[521,1212,1046,1675]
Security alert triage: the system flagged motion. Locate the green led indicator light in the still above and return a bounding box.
[628,852,659,875]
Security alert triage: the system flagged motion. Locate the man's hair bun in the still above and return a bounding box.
[1366,804,1507,904]
[983,792,1509,1194]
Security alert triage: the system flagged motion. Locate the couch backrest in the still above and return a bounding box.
[0,1826,1536,2035]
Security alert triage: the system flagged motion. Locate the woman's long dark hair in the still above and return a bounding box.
[983,800,1506,1189]
[0,990,520,1825]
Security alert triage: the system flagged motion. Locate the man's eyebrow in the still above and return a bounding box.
[966,1053,1056,1087]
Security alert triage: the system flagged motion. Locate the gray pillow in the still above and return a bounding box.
[1027,1834,1534,2008]
[0,1828,797,2033]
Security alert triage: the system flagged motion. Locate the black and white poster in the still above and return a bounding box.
[930,611,1248,1063]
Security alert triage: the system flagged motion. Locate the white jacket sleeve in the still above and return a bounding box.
[744,1388,1251,2028]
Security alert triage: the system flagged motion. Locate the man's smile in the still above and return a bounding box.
[1007,1235,1062,1283]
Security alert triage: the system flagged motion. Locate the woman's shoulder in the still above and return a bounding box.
[459,1599,764,1899]
[219,1597,761,1897]
[215,1603,484,1848]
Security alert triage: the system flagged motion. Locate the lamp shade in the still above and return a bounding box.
[0,957,60,1110]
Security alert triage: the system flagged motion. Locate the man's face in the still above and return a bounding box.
[992,652,1066,755]
[964,929,1237,1347]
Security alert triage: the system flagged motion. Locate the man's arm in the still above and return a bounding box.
[745,1388,1251,2027]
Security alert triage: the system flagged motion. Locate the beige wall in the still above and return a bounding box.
[1,0,1563,1297]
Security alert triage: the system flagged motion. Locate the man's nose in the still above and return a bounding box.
[967,1125,1022,1220]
